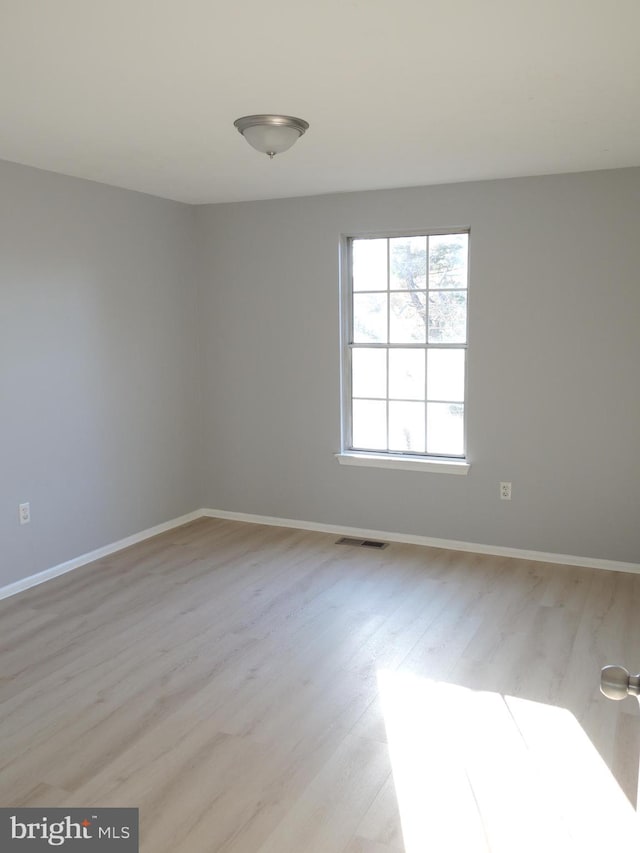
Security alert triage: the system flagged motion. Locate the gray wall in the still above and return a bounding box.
[195,169,640,564]
[0,160,200,587]
[2,162,638,588]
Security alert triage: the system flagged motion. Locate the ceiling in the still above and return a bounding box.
[1,1,638,204]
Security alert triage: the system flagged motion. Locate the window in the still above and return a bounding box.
[339,230,469,471]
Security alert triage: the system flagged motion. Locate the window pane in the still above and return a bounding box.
[353,239,388,291]
[428,291,467,343]
[354,293,388,343]
[352,399,387,450]
[347,232,469,461]
[390,291,426,343]
[429,234,468,289]
[390,236,427,290]
[427,403,464,455]
[389,401,425,453]
[352,348,386,399]
[389,349,425,400]
[427,349,465,401]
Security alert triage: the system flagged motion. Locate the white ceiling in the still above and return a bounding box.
[1,1,639,204]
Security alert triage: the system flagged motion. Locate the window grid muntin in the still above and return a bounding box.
[347,230,468,459]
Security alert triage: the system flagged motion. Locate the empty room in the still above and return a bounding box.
[1,2,639,851]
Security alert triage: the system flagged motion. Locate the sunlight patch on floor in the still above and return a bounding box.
[377,669,638,853]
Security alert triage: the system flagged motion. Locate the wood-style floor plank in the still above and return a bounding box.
[1,517,639,851]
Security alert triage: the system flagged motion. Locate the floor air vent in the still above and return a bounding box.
[335,537,389,549]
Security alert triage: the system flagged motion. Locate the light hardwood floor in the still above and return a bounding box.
[1,517,639,851]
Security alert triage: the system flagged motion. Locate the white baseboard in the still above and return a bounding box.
[3,506,638,603]
[0,510,202,602]
[202,508,640,575]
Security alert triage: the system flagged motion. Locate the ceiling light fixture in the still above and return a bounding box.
[233,114,309,159]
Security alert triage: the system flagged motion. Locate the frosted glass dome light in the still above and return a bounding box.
[234,115,309,159]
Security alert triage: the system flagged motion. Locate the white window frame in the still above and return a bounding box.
[337,228,471,475]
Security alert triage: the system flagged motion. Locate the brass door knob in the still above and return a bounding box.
[600,665,640,701]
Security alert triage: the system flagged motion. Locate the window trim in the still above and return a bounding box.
[335,451,470,475]
[339,227,471,473]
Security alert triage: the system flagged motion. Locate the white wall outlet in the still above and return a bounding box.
[19,502,31,524]
[500,482,512,501]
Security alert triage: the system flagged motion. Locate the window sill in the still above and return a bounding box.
[335,452,470,475]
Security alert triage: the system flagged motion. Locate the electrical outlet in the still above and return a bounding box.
[500,482,512,501]
[19,502,30,525]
